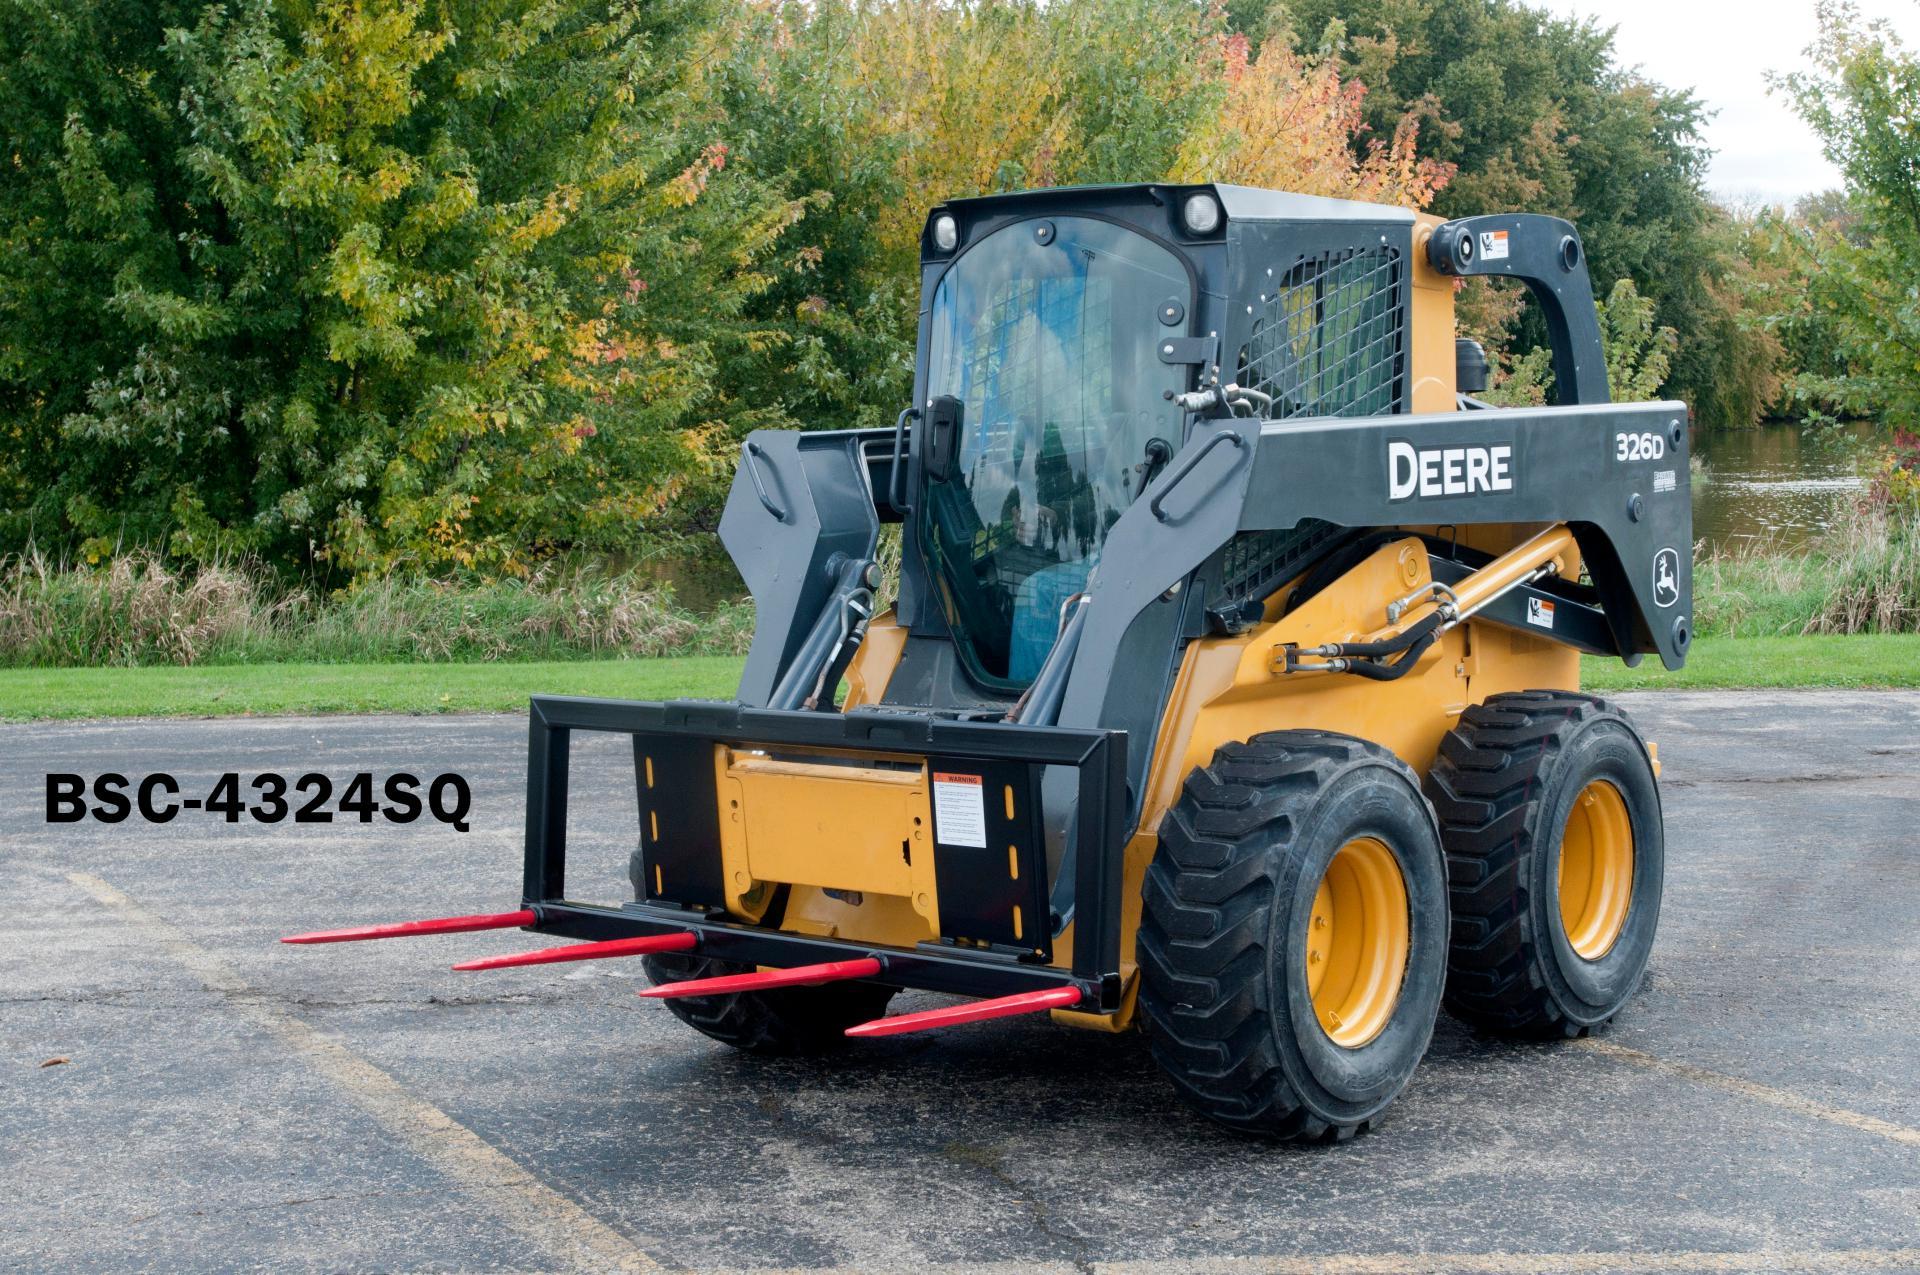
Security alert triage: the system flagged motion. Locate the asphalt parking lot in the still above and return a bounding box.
[2,690,1917,1274]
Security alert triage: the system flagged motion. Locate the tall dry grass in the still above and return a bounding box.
[1695,506,1920,637]
[0,552,753,668]
[6,497,1914,667]
[0,551,276,666]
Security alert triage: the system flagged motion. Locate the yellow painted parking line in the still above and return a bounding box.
[64,871,660,1275]
[1578,1037,1920,1148]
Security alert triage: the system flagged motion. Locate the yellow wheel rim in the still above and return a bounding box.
[1306,837,1410,1049]
[1557,779,1634,960]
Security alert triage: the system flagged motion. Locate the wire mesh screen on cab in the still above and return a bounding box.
[1244,248,1404,418]
[1210,247,1405,615]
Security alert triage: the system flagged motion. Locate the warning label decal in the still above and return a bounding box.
[1479,229,1510,261]
[931,771,988,848]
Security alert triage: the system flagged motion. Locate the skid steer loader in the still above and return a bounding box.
[288,184,1691,1140]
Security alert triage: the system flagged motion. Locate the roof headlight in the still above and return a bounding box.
[1181,192,1222,236]
[931,213,960,253]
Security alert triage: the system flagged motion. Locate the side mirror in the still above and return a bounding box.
[923,394,963,483]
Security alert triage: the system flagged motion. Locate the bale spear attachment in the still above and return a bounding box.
[845,987,1083,1037]
[453,931,697,971]
[639,957,884,1000]
[281,909,537,945]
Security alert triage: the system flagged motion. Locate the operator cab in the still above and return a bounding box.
[890,183,1417,712]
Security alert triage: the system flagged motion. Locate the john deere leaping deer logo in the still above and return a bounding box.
[1652,547,1681,608]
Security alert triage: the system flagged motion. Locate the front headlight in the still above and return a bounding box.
[931,213,960,253]
[1181,192,1222,236]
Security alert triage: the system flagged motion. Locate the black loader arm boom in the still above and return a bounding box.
[1241,400,1695,665]
[1051,397,1693,763]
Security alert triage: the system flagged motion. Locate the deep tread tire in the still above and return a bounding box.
[1425,690,1665,1038]
[642,953,896,1057]
[1138,730,1449,1141]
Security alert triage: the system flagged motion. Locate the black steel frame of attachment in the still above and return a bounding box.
[519,695,1131,1012]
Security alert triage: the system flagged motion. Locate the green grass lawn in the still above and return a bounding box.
[0,656,745,721]
[2,634,1917,722]
[1578,633,1920,691]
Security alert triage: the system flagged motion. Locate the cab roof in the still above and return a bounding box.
[935,182,1415,224]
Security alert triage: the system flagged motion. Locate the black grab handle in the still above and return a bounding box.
[743,439,786,522]
[1149,430,1245,522]
[889,406,918,514]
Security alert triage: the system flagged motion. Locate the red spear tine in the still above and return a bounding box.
[844,986,1083,1037]
[280,909,537,945]
[638,957,883,999]
[452,931,697,971]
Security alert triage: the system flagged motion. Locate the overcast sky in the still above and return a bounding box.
[1532,0,1920,207]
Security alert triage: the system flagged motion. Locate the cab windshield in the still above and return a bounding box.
[921,217,1190,688]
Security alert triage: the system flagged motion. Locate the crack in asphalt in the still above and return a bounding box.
[0,989,571,1010]
[737,1087,1096,1272]
[1662,771,1907,788]
[939,1140,1096,1274]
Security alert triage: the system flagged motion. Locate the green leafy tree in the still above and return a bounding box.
[1776,2,1920,428]
[1270,0,1766,422]
[704,0,1233,460]
[1596,277,1678,402]
[1482,277,1674,406]
[0,0,804,576]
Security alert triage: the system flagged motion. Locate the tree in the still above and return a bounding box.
[1172,23,1453,206]
[1270,0,1765,422]
[0,0,804,576]
[1776,2,1920,428]
[1596,278,1678,402]
[1481,277,1675,407]
[716,0,1452,474]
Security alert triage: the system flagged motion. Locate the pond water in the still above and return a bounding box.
[1691,419,1878,552]
[623,542,747,613]
[643,419,1884,610]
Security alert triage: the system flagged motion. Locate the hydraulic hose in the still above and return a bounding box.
[1338,631,1440,681]
[768,554,878,711]
[1283,525,1576,682]
[1314,609,1446,660]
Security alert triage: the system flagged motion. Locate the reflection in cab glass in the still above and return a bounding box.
[922,217,1190,688]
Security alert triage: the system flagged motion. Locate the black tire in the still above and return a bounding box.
[1425,690,1664,1038]
[641,952,897,1056]
[1138,731,1449,1141]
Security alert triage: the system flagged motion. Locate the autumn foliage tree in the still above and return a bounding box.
[715,0,1452,469]
[1173,24,1453,208]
